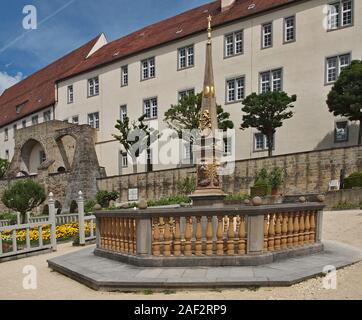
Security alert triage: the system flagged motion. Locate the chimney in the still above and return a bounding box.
[221,0,236,12]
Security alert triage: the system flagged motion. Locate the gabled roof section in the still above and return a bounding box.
[0,34,104,127]
[59,0,300,80]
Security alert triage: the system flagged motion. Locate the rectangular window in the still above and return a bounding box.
[223,137,232,156]
[43,110,51,122]
[16,103,25,114]
[4,128,8,141]
[32,115,39,126]
[22,120,26,129]
[184,144,191,160]
[178,45,194,69]
[178,88,195,101]
[88,77,99,97]
[328,1,353,30]
[326,53,351,83]
[335,121,349,142]
[224,30,243,57]
[88,112,100,129]
[121,152,128,168]
[72,115,79,125]
[120,105,128,122]
[284,16,295,43]
[226,76,245,103]
[141,57,155,80]
[254,133,275,151]
[260,69,282,93]
[262,23,273,48]
[13,124,17,138]
[121,65,128,86]
[143,97,158,119]
[67,85,74,103]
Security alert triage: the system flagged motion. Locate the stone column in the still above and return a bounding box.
[48,193,57,251]
[316,210,324,243]
[77,191,85,246]
[136,218,152,255]
[247,215,265,255]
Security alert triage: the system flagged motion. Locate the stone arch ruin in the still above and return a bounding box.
[6,120,102,212]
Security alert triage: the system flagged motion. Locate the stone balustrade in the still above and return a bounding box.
[94,202,325,267]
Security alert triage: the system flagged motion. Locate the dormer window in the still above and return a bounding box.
[16,103,25,114]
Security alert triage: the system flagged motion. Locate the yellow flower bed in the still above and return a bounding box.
[1,222,96,242]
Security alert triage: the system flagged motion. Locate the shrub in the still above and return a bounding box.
[85,200,96,214]
[1,180,46,223]
[177,176,196,195]
[344,172,362,189]
[0,158,9,179]
[269,167,285,189]
[96,191,119,208]
[0,212,18,225]
[255,168,269,186]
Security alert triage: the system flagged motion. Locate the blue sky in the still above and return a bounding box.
[0,0,210,94]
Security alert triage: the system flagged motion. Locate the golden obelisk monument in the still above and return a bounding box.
[191,15,226,206]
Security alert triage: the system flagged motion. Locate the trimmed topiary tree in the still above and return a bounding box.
[344,172,362,189]
[1,180,46,224]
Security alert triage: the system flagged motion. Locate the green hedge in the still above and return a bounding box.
[344,172,362,189]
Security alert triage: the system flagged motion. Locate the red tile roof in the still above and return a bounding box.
[0,35,102,127]
[0,0,301,128]
[59,0,300,80]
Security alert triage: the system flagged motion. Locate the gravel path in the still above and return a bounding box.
[0,210,361,300]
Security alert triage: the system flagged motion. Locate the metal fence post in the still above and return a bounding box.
[77,191,85,246]
[48,192,57,251]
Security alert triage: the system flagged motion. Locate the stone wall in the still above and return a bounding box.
[0,172,69,213]
[97,145,362,201]
[325,189,362,209]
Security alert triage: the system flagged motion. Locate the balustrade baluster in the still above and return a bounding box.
[206,216,213,256]
[119,218,124,252]
[274,214,282,251]
[133,219,137,254]
[114,218,120,252]
[112,218,116,251]
[268,214,275,251]
[287,213,294,249]
[281,213,288,250]
[227,215,235,255]
[184,217,192,256]
[310,211,316,243]
[304,212,311,244]
[173,217,181,256]
[163,217,171,257]
[299,212,305,246]
[216,216,224,256]
[129,218,134,254]
[153,217,161,256]
[238,215,246,255]
[263,215,269,252]
[124,218,129,253]
[195,216,203,256]
[293,213,300,247]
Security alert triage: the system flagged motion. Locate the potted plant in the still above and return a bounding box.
[269,167,285,196]
[251,169,271,198]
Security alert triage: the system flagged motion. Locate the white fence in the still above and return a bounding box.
[27,213,79,225]
[0,191,95,260]
[0,193,57,259]
[0,220,10,228]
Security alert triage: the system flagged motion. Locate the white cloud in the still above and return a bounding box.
[0,72,23,95]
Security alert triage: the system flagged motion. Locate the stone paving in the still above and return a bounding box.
[48,240,362,291]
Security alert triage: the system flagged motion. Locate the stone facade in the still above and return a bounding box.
[97,145,362,201]
[2,121,102,212]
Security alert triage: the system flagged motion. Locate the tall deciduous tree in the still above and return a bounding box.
[1,180,46,224]
[113,114,159,173]
[164,93,234,163]
[0,158,9,179]
[241,91,297,157]
[327,60,362,145]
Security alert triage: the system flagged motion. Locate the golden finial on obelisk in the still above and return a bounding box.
[207,15,212,44]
